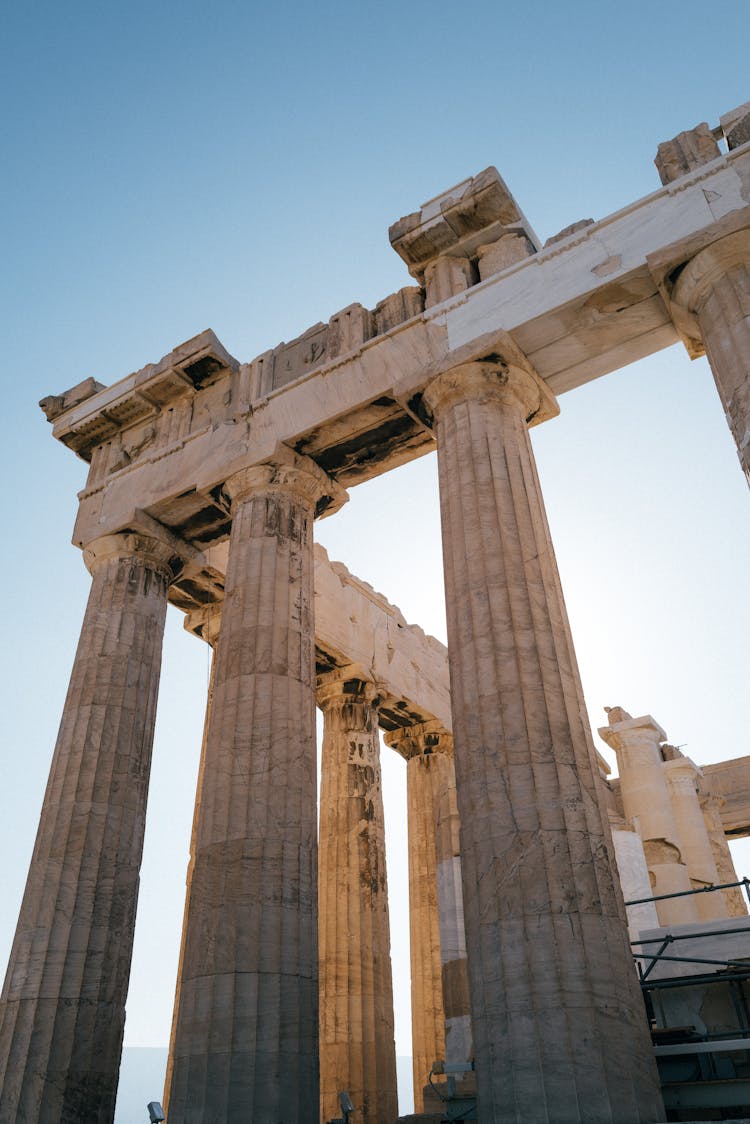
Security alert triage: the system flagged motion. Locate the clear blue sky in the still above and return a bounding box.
[2,1,749,1115]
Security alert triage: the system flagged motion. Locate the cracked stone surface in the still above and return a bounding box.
[165,455,341,1123]
[0,533,174,1124]
[673,231,750,488]
[386,721,471,1111]
[423,359,664,1123]
[317,672,397,1124]
[600,714,698,927]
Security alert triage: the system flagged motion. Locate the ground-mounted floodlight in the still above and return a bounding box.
[339,1090,354,1116]
[325,1090,355,1124]
[147,1102,165,1123]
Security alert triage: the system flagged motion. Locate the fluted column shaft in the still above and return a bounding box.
[406,752,445,1108]
[387,721,471,1111]
[166,452,345,1123]
[433,745,471,1068]
[0,531,175,1124]
[600,716,698,927]
[388,725,445,1110]
[664,757,728,922]
[424,359,664,1123]
[164,608,221,1104]
[672,229,750,485]
[701,794,748,917]
[317,672,397,1124]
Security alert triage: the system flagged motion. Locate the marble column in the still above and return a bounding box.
[662,752,728,922]
[0,530,177,1124]
[386,720,471,1111]
[165,450,345,1123]
[317,671,397,1124]
[701,792,748,917]
[164,606,221,1105]
[432,738,472,1072]
[671,228,750,486]
[609,825,660,940]
[423,358,664,1123]
[599,714,699,927]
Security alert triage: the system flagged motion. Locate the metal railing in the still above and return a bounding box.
[626,877,750,981]
[625,876,750,911]
[626,877,750,1051]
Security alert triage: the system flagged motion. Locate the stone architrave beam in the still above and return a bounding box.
[312,546,451,732]
[701,756,750,838]
[39,141,750,555]
[190,540,453,734]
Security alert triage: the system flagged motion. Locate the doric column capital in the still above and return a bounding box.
[699,789,725,814]
[663,756,701,790]
[384,719,453,761]
[224,444,348,516]
[598,710,667,754]
[422,355,558,428]
[82,531,181,582]
[672,227,750,316]
[316,667,381,727]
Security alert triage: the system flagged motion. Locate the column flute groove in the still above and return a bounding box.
[422,357,664,1123]
[0,531,179,1124]
[164,607,221,1105]
[670,228,750,486]
[165,449,346,1123]
[386,720,472,1111]
[317,670,397,1124]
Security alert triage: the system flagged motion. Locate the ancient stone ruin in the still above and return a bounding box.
[2,100,750,1123]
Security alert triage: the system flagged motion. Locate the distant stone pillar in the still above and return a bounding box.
[165,451,346,1124]
[386,723,444,1109]
[386,721,470,1111]
[609,824,660,939]
[662,752,728,922]
[423,358,663,1124]
[599,715,699,926]
[317,671,397,1124]
[671,228,750,486]
[701,793,748,917]
[164,606,221,1105]
[0,530,177,1124]
[433,741,472,1071]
